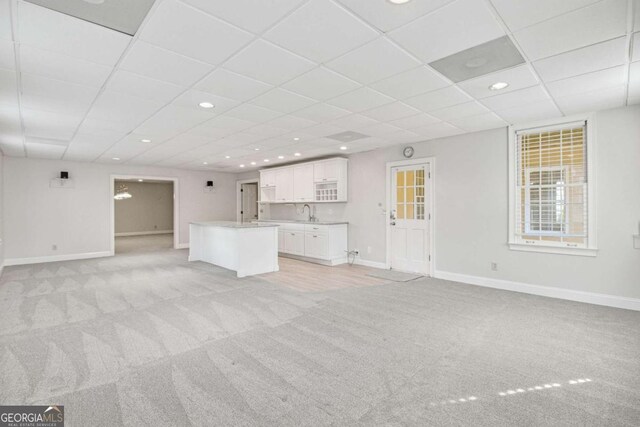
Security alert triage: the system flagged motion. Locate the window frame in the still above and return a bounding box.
[508,114,597,257]
[523,165,570,236]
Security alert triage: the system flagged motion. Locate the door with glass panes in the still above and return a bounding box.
[390,163,430,275]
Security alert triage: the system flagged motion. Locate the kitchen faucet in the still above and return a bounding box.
[302,204,317,222]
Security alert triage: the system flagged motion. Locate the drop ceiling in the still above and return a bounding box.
[0,0,638,172]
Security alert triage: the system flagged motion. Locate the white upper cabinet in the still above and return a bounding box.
[260,169,276,187]
[259,157,348,203]
[275,168,294,202]
[293,163,314,202]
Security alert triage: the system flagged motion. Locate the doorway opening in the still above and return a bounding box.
[386,158,435,276]
[237,179,259,222]
[110,175,179,255]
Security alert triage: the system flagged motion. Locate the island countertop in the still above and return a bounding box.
[190,221,279,228]
[258,219,349,226]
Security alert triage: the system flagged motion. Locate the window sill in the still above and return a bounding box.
[509,243,598,257]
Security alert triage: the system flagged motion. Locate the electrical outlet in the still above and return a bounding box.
[491,262,498,271]
[52,244,57,251]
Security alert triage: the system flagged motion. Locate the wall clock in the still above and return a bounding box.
[403,146,414,158]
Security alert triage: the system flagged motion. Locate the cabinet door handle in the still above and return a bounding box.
[313,235,318,238]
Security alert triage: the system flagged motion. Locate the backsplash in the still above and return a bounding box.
[260,203,347,222]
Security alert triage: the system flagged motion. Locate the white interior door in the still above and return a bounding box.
[241,183,258,221]
[390,164,430,275]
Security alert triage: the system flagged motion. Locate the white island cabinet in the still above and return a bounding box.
[189,221,279,278]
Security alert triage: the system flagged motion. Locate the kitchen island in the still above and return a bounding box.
[189,221,279,278]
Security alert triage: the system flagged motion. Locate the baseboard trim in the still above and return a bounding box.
[353,258,387,269]
[176,243,189,249]
[434,270,640,312]
[115,230,173,237]
[5,251,112,266]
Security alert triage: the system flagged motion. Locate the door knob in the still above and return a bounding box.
[390,221,396,226]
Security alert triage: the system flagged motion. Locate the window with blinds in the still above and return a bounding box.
[511,119,595,253]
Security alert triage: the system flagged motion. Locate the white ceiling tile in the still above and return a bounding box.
[134,104,215,140]
[263,0,378,63]
[243,123,289,138]
[181,0,305,33]
[26,141,65,159]
[192,115,256,134]
[381,129,423,144]
[18,1,131,66]
[490,0,601,32]
[329,113,379,130]
[224,39,316,86]
[283,67,361,101]
[0,40,15,69]
[428,101,489,121]
[360,102,421,122]
[457,65,539,99]
[22,108,83,140]
[119,41,213,87]
[546,66,626,99]
[533,37,628,82]
[412,122,465,139]
[480,85,551,110]
[389,0,504,63]
[357,122,403,137]
[107,70,185,103]
[99,133,155,160]
[20,45,112,88]
[250,88,316,114]
[267,115,317,131]
[628,62,640,103]
[404,86,471,112]
[326,37,420,85]
[195,68,272,102]
[291,103,352,122]
[0,105,24,156]
[225,103,283,122]
[20,73,100,116]
[87,90,165,128]
[64,137,110,162]
[513,0,627,61]
[370,66,450,100]
[554,84,626,115]
[327,87,394,113]
[139,0,253,65]
[172,89,240,114]
[447,112,507,132]
[300,123,346,137]
[632,32,640,62]
[335,0,453,32]
[494,99,562,124]
[0,0,12,41]
[76,117,130,138]
[388,113,440,130]
[0,67,18,107]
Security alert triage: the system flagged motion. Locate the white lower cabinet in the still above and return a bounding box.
[267,222,347,265]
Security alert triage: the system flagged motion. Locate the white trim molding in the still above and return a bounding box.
[352,258,387,269]
[176,243,189,249]
[115,230,174,237]
[434,270,640,312]
[5,251,112,266]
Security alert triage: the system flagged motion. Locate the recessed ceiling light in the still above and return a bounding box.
[239,164,245,168]
[112,157,120,160]
[278,155,284,159]
[294,152,301,157]
[250,161,257,165]
[340,146,348,150]
[388,0,412,4]
[225,155,230,159]
[138,179,143,182]
[293,137,300,141]
[254,148,260,151]
[264,159,270,162]
[199,102,215,109]
[203,161,208,165]
[140,138,151,143]
[489,81,509,91]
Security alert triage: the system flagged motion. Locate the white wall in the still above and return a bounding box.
[344,105,640,300]
[115,181,174,234]
[3,158,237,262]
[0,152,4,273]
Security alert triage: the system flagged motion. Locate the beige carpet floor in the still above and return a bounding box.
[1,241,639,426]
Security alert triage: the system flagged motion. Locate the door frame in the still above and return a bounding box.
[110,174,179,255]
[236,178,259,222]
[385,157,435,276]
